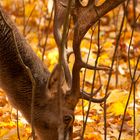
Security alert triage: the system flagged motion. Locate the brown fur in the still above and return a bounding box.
[0,5,74,140]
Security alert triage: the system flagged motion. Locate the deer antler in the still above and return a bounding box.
[53,0,127,108]
[70,0,127,107]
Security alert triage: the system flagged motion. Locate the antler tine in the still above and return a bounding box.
[80,86,110,103]
[81,85,102,97]
[81,91,109,103]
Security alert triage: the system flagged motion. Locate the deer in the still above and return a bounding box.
[0,0,126,140]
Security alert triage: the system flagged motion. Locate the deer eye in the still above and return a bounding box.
[63,115,74,126]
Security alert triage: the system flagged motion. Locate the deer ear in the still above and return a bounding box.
[48,64,66,91]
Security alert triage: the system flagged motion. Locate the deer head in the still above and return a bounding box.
[0,0,126,140]
[32,65,74,140]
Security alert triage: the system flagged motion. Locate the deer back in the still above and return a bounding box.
[0,5,49,115]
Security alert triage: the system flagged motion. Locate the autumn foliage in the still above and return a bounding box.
[0,0,140,140]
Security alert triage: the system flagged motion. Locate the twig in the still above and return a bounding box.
[81,17,101,140]
[118,56,140,140]
[24,4,36,37]
[133,81,136,140]
[22,0,26,36]
[81,27,95,128]
[42,4,54,61]
[128,13,140,79]
[118,11,140,140]
[16,110,21,140]
[103,1,129,139]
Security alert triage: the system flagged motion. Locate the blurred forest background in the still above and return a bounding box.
[0,0,140,139]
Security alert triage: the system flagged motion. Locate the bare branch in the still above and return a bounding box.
[80,61,111,71]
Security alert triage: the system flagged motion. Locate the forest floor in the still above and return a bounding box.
[0,0,140,140]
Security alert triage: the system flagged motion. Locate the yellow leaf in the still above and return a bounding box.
[25,4,37,17]
[103,41,113,49]
[0,128,9,138]
[107,102,125,116]
[107,89,132,105]
[99,54,111,66]
[84,69,94,84]
[84,132,102,140]
[107,90,133,116]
